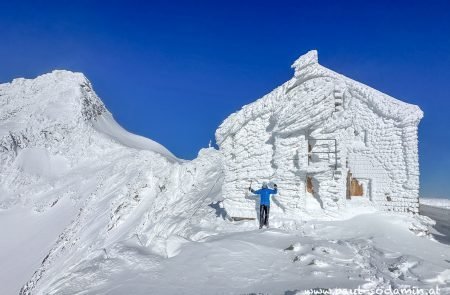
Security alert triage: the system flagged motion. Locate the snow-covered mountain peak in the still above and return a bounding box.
[10,69,89,86]
[0,70,181,228]
[0,70,178,161]
[1,70,105,135]
[0,70,228,294]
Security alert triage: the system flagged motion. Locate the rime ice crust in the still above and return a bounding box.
[216,50,423,219]
[292,49,318,74]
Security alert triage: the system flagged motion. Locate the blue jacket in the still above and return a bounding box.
[251,187,277,206]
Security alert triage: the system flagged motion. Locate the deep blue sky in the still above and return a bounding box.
[1,0,449,198]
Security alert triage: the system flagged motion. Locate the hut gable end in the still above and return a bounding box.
[216,50,423,219]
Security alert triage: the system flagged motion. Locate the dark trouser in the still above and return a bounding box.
[259,205,270,227]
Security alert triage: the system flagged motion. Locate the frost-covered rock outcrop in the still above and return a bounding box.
[0,71,224,294]
[216,50,423,219]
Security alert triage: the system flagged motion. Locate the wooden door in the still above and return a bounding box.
[350,178,364,196]
[307,176,314,194]
[347,171,364,198]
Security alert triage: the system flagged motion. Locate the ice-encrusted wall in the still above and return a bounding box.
[216,50,423,218]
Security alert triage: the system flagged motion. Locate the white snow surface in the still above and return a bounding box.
[420,198,450,209]
[0,70,449,295]
[93,112,178,162]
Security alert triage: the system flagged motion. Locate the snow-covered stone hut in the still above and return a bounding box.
[216,50,423,219]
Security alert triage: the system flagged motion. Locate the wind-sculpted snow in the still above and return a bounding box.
[19,148,223,295]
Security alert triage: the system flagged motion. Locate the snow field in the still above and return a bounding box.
[38,213,450,295]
